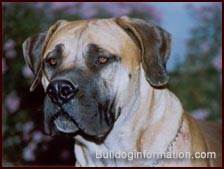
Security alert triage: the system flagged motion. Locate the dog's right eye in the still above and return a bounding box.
[47,58,57,67]
[96,56,109,64]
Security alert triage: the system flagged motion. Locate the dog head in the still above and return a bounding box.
[23,17,172,141]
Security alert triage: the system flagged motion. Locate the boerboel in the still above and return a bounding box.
[23,16,222,167]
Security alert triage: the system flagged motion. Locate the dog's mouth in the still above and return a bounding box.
[50,110,79,135]
[54,115,78,134]
[45,94,119,140]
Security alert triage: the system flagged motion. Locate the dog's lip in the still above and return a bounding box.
[54,115,79,134]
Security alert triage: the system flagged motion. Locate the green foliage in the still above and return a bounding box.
[169,3,222,120]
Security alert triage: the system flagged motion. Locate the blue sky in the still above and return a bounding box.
[150,2,214,71]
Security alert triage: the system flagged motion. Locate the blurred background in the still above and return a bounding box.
[2,2,222,166]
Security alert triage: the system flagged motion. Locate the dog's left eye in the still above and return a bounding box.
[96,56,109,64]
[47,58,57,67]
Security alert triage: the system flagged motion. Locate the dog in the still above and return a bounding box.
[22,16,222,167]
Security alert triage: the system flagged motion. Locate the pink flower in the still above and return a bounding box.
[78,3,97,19]
[146,5,163,22]
[191,109,210,120]
[32,131,44,143]
[61,150,70,160]
[97,2,162,21]
[191,3,221,22]
[3,39,16,51]
[51,2,69,11]
[5,92,21,113]
[5,49,17,58]
[200,42,210,53]
[23,122,34,134]
[198,6,213,21]
[23,142,37,161]
[101,3,131,17]
[51,2,79,12]
[114,3,131,16]
[22,65,33,78]
[213,49,222,71]
[31,130,52,143]
[4,39,17,58]
[2,58,7,74]
[124,2,162,22]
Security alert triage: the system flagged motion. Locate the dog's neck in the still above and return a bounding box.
[74,67,184,166]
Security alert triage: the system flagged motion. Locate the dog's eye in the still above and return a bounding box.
[47,58,57,67]
[96,56,109,64]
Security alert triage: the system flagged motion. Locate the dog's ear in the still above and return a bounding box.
[22,20,67,91]
[23,32,47,92]
[116,16,172,87]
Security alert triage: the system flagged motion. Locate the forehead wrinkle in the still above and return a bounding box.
[44,43,64,59]
[80,20,114,59]
[85,43,113,57]
[75,21,89,62]
[81,19,128,55]
[59,22,90,69]
[43,21,87,58]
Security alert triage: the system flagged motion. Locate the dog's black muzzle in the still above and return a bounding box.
[43,69,117,141]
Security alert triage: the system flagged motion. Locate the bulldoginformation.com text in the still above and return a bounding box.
[95,150,216,161]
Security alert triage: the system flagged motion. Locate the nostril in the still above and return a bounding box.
[60,83,76,101]
[61,86,73,97]
[47,85,58,102]
[47,87,54,95]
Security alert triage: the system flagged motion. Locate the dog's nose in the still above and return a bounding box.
[46,80,78,105]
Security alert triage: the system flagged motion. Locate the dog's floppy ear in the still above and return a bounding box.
[23,32,47,92]
[116,16,172,87]
[22,20,67,92]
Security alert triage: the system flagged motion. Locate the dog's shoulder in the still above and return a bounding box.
[197,120,222,167]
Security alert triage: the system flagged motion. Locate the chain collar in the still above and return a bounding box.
[150,115,184,167]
